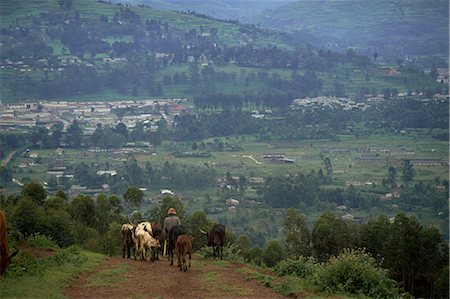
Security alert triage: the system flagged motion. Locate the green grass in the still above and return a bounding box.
[86,263,129,287]
[0,249,107,299]
[10,130,448,192]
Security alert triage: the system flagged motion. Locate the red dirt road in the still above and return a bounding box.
[63,255,285,299]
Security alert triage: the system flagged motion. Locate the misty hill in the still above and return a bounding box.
[112,0,295,22]
[251,0,449,59]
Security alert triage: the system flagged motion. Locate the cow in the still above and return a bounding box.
[149,222,162,260]
[176,235,193,272]
[135,221,162,261]
[136,230,160,261]
[200,224,226,260]
[168,225,185,266]
[121,223,136,259]
[1,210,18,276]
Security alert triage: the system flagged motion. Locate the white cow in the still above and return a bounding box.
[135,222,159,261]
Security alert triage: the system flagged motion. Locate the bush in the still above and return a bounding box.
[6,251,40,277]
[198,243,243,262]
[98,222,123,256]
[313,248,398,298]
[26,233,58,249]
[274,257,316,278]
[45,245,87,266]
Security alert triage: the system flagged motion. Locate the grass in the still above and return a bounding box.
[9,129,448,191]
[0,249,107,299]
[86,262,129,287]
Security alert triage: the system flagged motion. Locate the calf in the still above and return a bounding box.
[176,235,193,272]
[121,223,136,259]
[200,224,226,260]
[1,211,18,276]
[168,225,185,266]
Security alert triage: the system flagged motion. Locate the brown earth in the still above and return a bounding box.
[63,255,286,299]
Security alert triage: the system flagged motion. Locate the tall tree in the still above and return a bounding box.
[401,159,415,183]
[283,208,311,258]
[123,186,144,209]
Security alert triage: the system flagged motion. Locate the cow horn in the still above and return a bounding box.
[199,228,208,235]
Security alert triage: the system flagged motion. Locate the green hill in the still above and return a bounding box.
[0,0,445,102]
[252,0,449,59]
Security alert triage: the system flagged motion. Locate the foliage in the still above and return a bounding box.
[186,210,212,250]
[1,248,106,298]
[313,248,398,298]
[311,211,358,262]
[263,239,285,267]
[123,186,144,209]
[283,208,311,258]
[21,182,47,205]
[5,251,41,277]
[198,243,243,263]
[11,196,46,237]
[26,233,58,249]
[274,257,316,278]
[98,222,123,256]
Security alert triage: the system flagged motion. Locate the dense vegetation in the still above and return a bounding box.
[1,183,448,298]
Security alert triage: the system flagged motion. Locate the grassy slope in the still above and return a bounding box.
[0,0,291,48]
[252,0,449,54]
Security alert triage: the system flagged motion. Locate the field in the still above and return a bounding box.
[10,129,448,196]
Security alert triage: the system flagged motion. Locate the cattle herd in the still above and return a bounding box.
[121,221,226,272]
[0,209,226,276]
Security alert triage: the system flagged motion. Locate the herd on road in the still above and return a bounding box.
[121,221,226,272]
[0,209,225,276]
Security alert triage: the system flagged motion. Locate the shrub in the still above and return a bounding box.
[44,245,87,267]
[6,251,40,277]
[313,248,399,298]
[98,222,122,256]
[26,233,58,249]
[198,243,243,262]
[274,256,316,278]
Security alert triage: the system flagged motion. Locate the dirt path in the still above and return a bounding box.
[63,255,285,299]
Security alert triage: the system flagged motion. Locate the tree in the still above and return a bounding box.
[263,239,284,267]
[186,210,212,250]
[123,186,144,209]
[401,159,414,183]
[283,208,311,258]
[115,122,128,142]
[70,194,96,227]
[312,211,356,262]
[386,166,397,188]
[21,182,47,205]
[323,157,333,176]
[11,196,45,236]
[66,120,82,147]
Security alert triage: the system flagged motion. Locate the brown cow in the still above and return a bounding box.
[200,224,226,260]
[121,223,136,259]
[0,210,18,276]
[176,234,193,272]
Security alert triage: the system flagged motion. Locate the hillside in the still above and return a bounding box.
[0,0,445,102]
[252,0,449,59]
[113,0,295,22]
